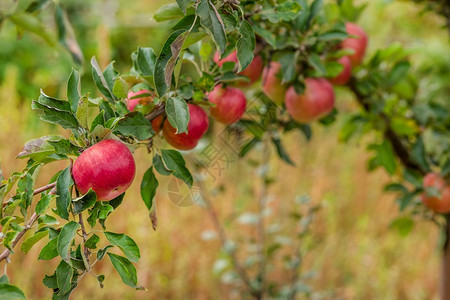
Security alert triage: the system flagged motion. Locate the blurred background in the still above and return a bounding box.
[0,0,449,299]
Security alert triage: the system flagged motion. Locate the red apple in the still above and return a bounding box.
[341,22,368,66]
[262,62,286,104]
[214,51,263,85]
[163,104,209,150]
[329,56,352,85]
[126,89,153,111]
[151,115,164,134]
[285,78,335,123]
[209,84,246,125]
[72,139,136,201]
[421,173,450,213]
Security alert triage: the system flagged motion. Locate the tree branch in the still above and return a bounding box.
[202,195,259,298]
[0,183,57,261]
[145,104,165,121]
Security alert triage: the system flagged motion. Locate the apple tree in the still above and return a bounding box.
[0,0,449,299]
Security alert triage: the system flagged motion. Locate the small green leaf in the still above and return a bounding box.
[85,234,100,249]
[154,30,189,97]
[57,221,80,261]
[114,112,155,141]
[161,149,193,187]
[76,96,89,129]
[176,0,191,13]
[67,68,81,113]
[107,253,138,288]
[0,275,9,283]
[97,245,113,260]
[390,217,414,237]
[38,237,58,260]
[104,232,140,263]
[271,137,295,166]
[91,57,118,103]
[20,231,48,254]
[113,78,129,99]
[236,20,255,72]
[56,260,73,294]
[72,189,97,214]
[32,101,80,131]
[153,3,184,22]
[165,97,190,134]
[136,47,157,76]
[308,54,326,76]
[0,283,26,300]
[141,167,159,211]
[55,167,73,220]
[153,154,173,176]
[196,0,227,55]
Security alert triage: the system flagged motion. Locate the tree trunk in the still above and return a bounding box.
[442,215,450,300]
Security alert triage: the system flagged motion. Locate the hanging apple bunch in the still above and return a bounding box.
[0,0,448,299]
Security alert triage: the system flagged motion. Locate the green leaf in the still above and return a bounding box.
[85,234,100,249]
[153,154,173,176]
[55,167,73,220]
[308,54,326,76]
[56,260,73,294]
[165,97,190,134]
[97,245,113,260]
[76,96,89,129]
[279,53,296,83]
[0,275,9,284]
[90,111,106,132]
[253,25,276,48]
[136,47,156,76]
[390,217,414,237]
[411,137,430,172]
[32,102,80,131]
[72,189,97,214]
[271,137,295,166]
[54,4,84,66]
[114,112,155,141]
[38,237,58,260]
[67,69,81,113]
[104,232,140,263]
[196,0,227,55]
[388,61,410,86]
[57,221,80,261]
[0,283,26,300]
[107,253,138,288]
[16,135,61,161]
[20,230,48,254]
[113,78,129,100]
[176,0,191,13]
[161,149,193,187]
[236,20,255,72]
[154,3,184,22]
[43,273,57,289]
[154,30,190,97]
[9,12,56,47]
[141,167,159,210]
[91,57,118,103]
[368,140,397,175]
[261,2,302,23]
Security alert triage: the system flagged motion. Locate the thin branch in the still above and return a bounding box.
[0,212,38,261]
[0,183,57,261]
[145,104,166,121]
[202,195,260,298]
[2,182,56,208]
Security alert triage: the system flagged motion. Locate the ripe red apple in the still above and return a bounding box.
[208,84,246,125]
[341,22,368,66]
[421,173,450,213]
[126,89,153,111]
[329,56,352,85]
[163,104,209,150]
[213,51,263,85]
[151,115,164,134]
[285,78,335,123]
[262,62,287,104]
[72,139,136,201]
